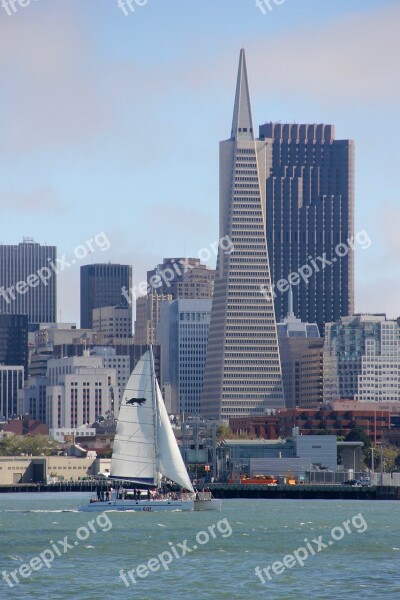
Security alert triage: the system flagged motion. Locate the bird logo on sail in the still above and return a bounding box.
[126,397,147,406]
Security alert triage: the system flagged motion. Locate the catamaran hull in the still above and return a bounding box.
[194,499,222,511]
[79,500,194,512]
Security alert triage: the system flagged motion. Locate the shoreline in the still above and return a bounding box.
[1,482,399,500]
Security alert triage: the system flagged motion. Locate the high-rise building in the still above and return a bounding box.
[147,258,214,299]
[134,293,172,344]
[202,49,285,420]
[0,314,28,378]
[80,263,132,329]
[277,291,323,409]
[324,314,400,403]
[0,366,24,420]
[0,238,57,324]
[157,299,212,414]
[259,121,354,331]
[92,305,132,340]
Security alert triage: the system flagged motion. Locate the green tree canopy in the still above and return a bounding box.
[0,435,59,457]
[346,426,372,448]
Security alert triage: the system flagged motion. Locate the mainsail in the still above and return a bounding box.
[110,351,157,484]
[110,348,193,492]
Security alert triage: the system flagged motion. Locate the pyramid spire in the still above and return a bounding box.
[288,286,294,317]
[231,48,254,141]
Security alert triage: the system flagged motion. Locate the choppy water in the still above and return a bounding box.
[0,493,399,599]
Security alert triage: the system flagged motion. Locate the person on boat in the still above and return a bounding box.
[147,489,151,501]
[96,488,101,501]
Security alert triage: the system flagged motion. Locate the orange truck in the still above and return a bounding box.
[229,474,278,485]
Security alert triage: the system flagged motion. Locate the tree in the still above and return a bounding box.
[346,426,371,448]
[363,444,400,472]
[0,435,59,457]
[216,424,233,441]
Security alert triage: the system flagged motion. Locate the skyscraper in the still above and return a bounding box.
[0,314,28,378]
[202,49,285,420]
[0,239,57,324]
[157,298,212,414]
[80,263,132,329]
[147,258,215,299]
[259,122,354,331]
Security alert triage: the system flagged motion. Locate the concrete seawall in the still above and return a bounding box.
[207,483,400,501]
[1,482,399,500]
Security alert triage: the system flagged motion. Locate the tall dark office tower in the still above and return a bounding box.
[202,50,285,420]
[0,239,56,324]
[80,263,132,329]
[259,122,355,331]
[0,314,28,377]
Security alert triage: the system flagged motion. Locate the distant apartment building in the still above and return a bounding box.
[324,314,400,403]
[259,121,354,332]
[80,263,132,329]
[92,305,132,339]
[0,238,57,324]
[157,299,212,414]
[134,293,172,344]
[0,314,28,378]
[277,291,323,408]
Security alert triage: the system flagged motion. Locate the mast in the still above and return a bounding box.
[150,345,160,489]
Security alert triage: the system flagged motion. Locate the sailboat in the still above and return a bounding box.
[80,348,221,512]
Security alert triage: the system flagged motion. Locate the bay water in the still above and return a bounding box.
[0,493,399,599]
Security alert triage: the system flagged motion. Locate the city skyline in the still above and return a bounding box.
[0,1,399,323]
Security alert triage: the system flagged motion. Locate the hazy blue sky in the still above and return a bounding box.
[0,0,399,323]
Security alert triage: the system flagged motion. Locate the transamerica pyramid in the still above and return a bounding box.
[201,49,285,420]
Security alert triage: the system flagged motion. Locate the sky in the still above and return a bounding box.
[0,0,399,324]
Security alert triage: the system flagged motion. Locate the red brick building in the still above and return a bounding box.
[230,407,397,444]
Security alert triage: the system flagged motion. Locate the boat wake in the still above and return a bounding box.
[2,509,79,513]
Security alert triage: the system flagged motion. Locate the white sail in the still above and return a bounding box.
[155,381,194,492]
[110,350,157,485]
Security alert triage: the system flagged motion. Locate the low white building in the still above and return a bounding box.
[46,368,116,429]
[50,425,97,443]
